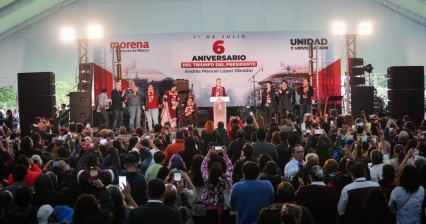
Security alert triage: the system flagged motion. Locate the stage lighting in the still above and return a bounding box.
[87,24,103,40]
[332,21,346,36]
[60,26,76,42]
[358,21,372,36]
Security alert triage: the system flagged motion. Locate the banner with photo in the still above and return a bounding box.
[94,31,341,107]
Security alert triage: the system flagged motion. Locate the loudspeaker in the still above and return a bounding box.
[388,89,424,125]
[79,63,94,82]
[18,95,55,137]
[78,82,92,92]
[18,72,55,96]
[69,92,92,125]
[351,86,374,119]
[387,66,424,90]
[196,110,210,127]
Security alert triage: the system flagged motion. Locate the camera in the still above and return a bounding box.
[214,146,224,151]
[173,170,182,184]
[52,160,61,168]
[99,139,108,145]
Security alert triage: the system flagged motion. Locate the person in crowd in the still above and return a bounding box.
[3,186,37,224]
[275,131,291,174]
[33,173,74,209]
[243,114,258,142]
[123,154,148,206]
[363,188,395,224]
[227,129,247,164]
[261,81,278,125]
[369,149,387,182]
[161,83,180,129]
[231,161,274,224]
[7,155,42,187]
[201,148,232,223]
[389,165,424,224]
[146,150,167,181]
[278,80,294,120]
[111,81,124,132]
[216,121,230,148]
[3,165,30,198]
[295,165,338,224]
[297,78,314,122]
[258,161,283,194]
[73,179,114,223]
[95,88,110,129]
[178,136,202,170]
[227,117,243,142]
[233,143,257,183]
[291,153,319,190]
[107,184,137,224]
[253,128,278,163]
[379,164,398,201]
[338,161,380,224]
[257,181,314,224]
[125,80,144,132]
[142,84,161,132]
[164,131,185,166]
[284,144,305,181]
[270,131,281,145]
[14,136,42,159]
[201,120,218,153]
[211,78,226,97]
[188,154,206,224]
[128,179,183,224]
[280,203,303,224]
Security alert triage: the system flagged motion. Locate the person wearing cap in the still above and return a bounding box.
[95,88,110,129]
[295,165,338,224]
[161,83,180,129]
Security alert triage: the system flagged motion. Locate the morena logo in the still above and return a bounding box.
[110,41,150,49]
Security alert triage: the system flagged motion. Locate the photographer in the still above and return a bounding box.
[76,139,120,194]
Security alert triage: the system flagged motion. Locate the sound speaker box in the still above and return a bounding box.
[69,92,92,125]
[388,89,424,125]
[351,86,374,119]
[18,72,55,96]
[387,66,424,90]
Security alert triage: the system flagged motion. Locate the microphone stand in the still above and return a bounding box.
[248,67,263,113]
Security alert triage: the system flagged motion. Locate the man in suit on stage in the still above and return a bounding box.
[278,80,293,120]
[128,179,183,224]
[297,78,314,122]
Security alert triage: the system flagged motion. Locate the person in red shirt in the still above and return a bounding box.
[164,131,185,166]
[7,155,42,187]
[182,95,198,126]
[143,84,161,132]
[211,78,226,97]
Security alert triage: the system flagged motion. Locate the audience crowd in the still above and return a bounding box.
[0,111,425,224]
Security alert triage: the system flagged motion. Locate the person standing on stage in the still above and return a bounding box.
[142,84,161,132]
[211,78,226,97]
[182,95,198,126]
[278,80,294,120]
[96,88,110,129]
[125,81,143,132]
[161,83,180,129]
[297,78,314,122]
[261,81,277,125]
[111,81,124,132]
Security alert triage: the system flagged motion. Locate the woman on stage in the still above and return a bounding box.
[161,83,180,129]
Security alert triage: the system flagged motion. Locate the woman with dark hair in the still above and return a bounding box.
[201,120,218,153]
[73,179,114,224]
[389,165,424,224]
[14,136,42,160]
[233,143,258,183]
[106,185,137,224]
[179,136,202,170]
[270,131,281,145]
[113,139,126,154]
[280,203,302,224]
[189,154,206,224]
[266,126,280,143]
[33,173,74,209]
[258,153,273,173]
[363,188,395,224]
[258,161,283,195]
[30,133,44,152]
[201,149,232,224]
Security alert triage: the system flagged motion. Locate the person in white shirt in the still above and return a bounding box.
[284,144,305,180]
[369,149,390,182]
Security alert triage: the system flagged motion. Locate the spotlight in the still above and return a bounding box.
[60,26,76,42]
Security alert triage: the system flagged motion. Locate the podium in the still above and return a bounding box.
[210,96,229,128]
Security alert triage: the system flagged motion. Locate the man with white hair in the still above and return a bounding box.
[125,81,144,132]
[111,81,124,132]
